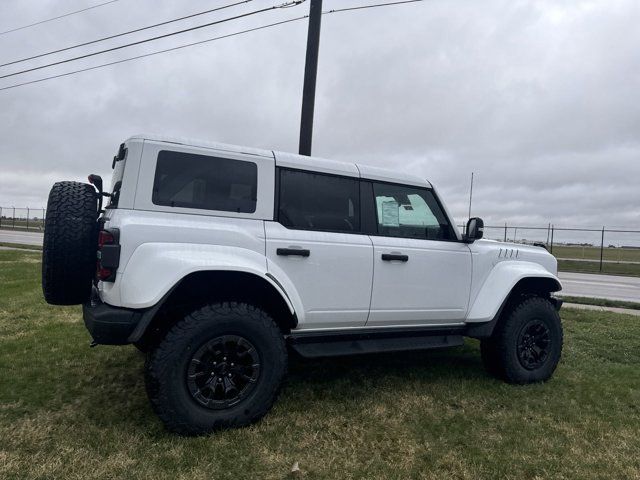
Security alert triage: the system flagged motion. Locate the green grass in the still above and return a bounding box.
[560,295,640,311]
[0,242,42,251]
[558,258,640,277]
[1,250,639,479]
[552,245,640,263]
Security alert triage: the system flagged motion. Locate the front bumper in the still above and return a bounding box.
[83,288,142,345]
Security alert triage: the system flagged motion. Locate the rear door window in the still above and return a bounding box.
[277,169,360,233]
[152,150,257,213]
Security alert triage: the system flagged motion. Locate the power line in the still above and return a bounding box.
[0,16,309,92]
[0,0,426,92]
[0,1,304,81]
[324,0,424,14]
[0,0,120,36]
[0,0,254,69]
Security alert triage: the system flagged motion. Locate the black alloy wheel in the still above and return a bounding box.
[516,319,551,370]
[187,335,261,409]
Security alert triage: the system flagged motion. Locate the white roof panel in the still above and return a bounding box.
[356,163,431,188]
[127,133,274,158]
[274,150,360,177]
[127,134,432,186]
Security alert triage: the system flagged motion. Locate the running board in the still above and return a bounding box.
[288,327,465,358]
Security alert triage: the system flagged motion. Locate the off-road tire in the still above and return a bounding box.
[145,302,287,436]
[480,296,563,384]
[42,181,98,305]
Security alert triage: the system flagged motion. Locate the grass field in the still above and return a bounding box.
[552,245,640,263]
[557,258,640,277]
[551,245,640,277]
[1,250,640,479]
[560,295,640,311]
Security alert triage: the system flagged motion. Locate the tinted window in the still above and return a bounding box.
[152,150,257,213]
[372,183,453,240]
[278,169,360,233]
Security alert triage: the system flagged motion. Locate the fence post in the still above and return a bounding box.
[504,222,507,242]
[546,223,551,246]
[0,206,2,228]
[600,227,605,273]
[12,206,15,229]
[514,227,518,243]
[550,225,554,254]
[26,207,29,230]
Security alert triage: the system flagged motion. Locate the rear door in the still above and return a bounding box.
[364,181,472,326]
[265,167,374,330]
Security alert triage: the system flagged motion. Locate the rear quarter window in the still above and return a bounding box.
[152,150,257,213]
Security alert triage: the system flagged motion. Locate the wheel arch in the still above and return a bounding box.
[469,262,561,320]
[128,269,298,346]
[466,270,562,339]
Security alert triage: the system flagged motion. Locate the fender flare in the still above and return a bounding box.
[115,241,302,312]
[466,261,561,324]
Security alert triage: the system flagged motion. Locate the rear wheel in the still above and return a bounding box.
[145,302,287,435]
[481,296,563,384]
[42,181,98,305]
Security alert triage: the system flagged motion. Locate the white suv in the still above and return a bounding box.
[42,134,563,435]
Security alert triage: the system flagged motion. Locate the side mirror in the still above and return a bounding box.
[465,217,484,243]
[88,174,103,194]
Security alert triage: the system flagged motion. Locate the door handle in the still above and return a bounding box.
[381,253,409,262]
[277,248,310,257]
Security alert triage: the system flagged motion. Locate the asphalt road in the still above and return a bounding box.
[558,271,640,303]
[0,229,43,246]
[1,229,638,302]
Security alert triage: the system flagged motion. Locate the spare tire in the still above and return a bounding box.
[42,181,98,305]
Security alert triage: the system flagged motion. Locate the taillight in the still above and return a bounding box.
[96,228,120,282]
[98,230,114,248]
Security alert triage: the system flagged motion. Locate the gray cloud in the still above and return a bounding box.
[1,0,639,232]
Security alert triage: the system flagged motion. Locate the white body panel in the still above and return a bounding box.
[98,134,561,334]
[264,222,373,329]
[367,236,472,325]
[99,210,298,313]
[466,261,559,323]
[465,239,560,323]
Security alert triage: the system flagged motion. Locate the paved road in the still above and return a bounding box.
[0,229,43,246]
[558,271,640,302]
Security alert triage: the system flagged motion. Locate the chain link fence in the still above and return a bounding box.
[0,207,46,231]
[477,224,640,276]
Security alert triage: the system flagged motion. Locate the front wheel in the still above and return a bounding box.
[145,302,287,435]
[481,296,563,384]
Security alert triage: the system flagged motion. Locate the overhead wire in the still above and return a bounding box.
[0,0,425,92]
[0,0,120,36]
[0,17,308,92]
[323,0,424,14]
[0,0,254,68]
[0,0,305,81]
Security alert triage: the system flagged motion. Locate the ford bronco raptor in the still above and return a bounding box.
[42,134,563,435]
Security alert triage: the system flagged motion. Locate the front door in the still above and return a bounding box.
[265,168,374,330]
[366,181,472,326]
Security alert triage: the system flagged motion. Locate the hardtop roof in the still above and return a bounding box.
[128,133,431,188]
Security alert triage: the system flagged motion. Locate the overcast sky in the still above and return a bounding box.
[1,0,639,239]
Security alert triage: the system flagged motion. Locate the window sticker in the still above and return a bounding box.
[381,201,400,227]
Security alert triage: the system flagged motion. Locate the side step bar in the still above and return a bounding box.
[288,326,465,358]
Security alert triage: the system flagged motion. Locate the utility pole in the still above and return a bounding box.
[298,0,323,156]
